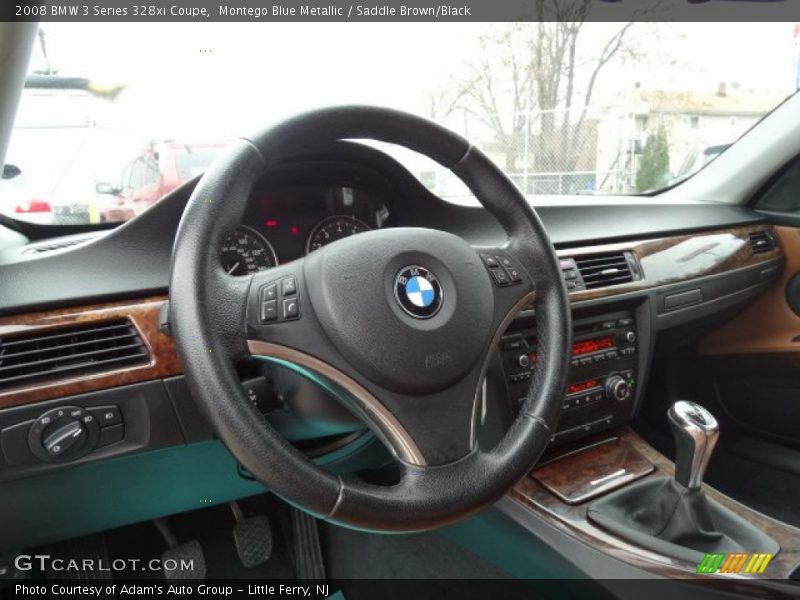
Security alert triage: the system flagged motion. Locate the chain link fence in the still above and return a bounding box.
[418,102,772,201]
[416,104,643,201]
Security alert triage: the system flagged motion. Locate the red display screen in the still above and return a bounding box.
[571,335,614,356]
[567,378,600,395]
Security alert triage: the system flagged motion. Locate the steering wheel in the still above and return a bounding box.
[169,106,571,532]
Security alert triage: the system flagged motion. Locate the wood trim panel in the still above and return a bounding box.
[699,225,800,357]
[559,224,782,303]
[531,436,654,504]
[512,426,800,581]
[0,224,780,409]
[0,296,181,409]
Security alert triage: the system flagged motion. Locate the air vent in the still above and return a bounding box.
[22,236,93,255]
[574,252,635,290]
[749,231,775,255]
[0,319,149,389]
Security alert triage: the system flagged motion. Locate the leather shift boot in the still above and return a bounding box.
[587,477,779,563]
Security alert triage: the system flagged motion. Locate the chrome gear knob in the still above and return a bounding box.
[667,401,719,489]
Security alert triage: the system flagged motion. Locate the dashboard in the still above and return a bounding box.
[0,141,787,552]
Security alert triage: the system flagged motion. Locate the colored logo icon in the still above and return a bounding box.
[394,266,443,319]
[696,552,773,574]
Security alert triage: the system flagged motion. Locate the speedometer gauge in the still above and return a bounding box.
[220,226,278,276]
[306,216,372,253]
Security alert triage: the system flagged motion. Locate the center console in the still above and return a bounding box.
[499,310,639,445]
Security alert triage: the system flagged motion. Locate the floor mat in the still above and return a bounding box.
[320,523,548,600]
[322,521,511,580]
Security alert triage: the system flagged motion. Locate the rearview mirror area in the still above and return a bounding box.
[95,181,121,195]
[2,164,21,180]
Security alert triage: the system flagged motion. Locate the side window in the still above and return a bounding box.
[129,158,146,189]
[145,152,160,185]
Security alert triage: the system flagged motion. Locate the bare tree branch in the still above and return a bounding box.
[436,3,637,176]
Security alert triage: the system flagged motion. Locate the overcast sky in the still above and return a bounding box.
[6,21,795,200]
[28,21,798,140]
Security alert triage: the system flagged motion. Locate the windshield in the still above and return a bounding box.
[174,146,222,180]
[1,22,795,224]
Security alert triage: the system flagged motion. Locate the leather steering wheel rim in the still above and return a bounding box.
[169,106,571,532]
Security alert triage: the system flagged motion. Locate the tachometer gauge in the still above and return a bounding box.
[220,226,278,276]
[306,216,372,253]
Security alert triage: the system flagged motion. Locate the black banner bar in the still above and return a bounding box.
[2,578,797,600]
[4,0,800,23]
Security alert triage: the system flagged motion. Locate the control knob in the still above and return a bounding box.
[42,419,86,457]
[605,375,632,402]
[27,405,100,462]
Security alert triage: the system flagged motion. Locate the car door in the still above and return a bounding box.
[693,158,800,522]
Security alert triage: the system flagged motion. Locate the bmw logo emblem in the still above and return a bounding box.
[394,266,443,319]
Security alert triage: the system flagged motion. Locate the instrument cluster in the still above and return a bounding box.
[220,180,391,276]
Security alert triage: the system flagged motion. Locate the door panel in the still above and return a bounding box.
[699,225,800,446]
[700,225,800,356]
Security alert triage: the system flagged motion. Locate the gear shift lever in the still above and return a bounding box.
[667,401,719,489]
[588,399,778,562]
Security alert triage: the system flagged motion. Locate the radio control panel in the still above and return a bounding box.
[499,310,639,445]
